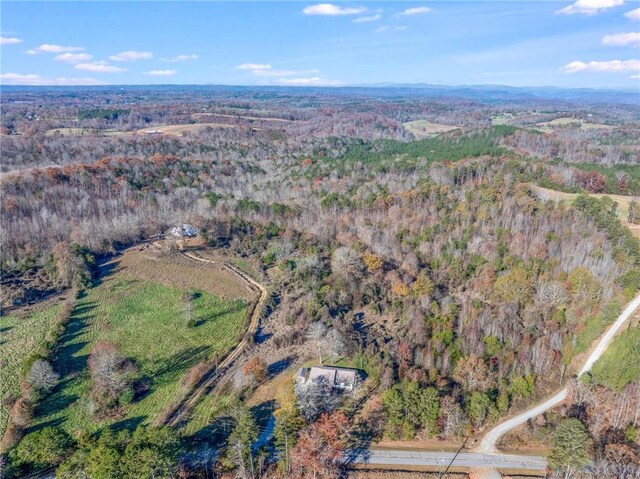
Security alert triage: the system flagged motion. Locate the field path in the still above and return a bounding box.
[163,250,269,428]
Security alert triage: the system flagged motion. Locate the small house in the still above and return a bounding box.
[296,366,362,391]
[170,224,198,238]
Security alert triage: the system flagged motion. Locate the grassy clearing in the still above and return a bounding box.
[33,250,250,434]
[182,393,235,437]
[402,120,459,139]
[133,124,238,136]
[45,128,123,137]
[0,302,61,435]
[534,117,615,133]
[530,185,638,221]
[590,324,640,390]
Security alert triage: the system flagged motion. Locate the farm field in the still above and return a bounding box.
[133,123,239,136]
[45,127,123,137]
[192,112,295,122]
[534,117,615,133]
[402,120,460,139]
[530,184,639,229]
[0,301,61,436]
[32,247,252,434]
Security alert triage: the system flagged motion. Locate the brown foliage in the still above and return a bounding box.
[243,356,268,383]
[289,411,351,479]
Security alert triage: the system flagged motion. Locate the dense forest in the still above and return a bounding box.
[1,86,639,479]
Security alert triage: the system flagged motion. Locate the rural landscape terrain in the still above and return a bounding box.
[1,81,639,479]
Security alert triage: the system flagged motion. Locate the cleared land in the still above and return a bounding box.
[45,128,122,137]
[192,112,295,122]
[402,120,460,139]
[531,185,639,229]
[535,117,615,133]
[32,247,252,433]
[133,123,239,136]
[0,301,61,435]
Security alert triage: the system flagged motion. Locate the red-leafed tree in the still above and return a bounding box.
[289,411,350,479]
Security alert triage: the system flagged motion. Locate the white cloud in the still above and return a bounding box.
[276,77,343,86]
[236,63,318,77]
[631,74,640,79]
[0,72,105,85]
[625,8,640,20]
[109,50,153,62]
[54,52,93,63]
[353,13,381,22]
[0,36,22,45]
[145,69,176,76]
[237,63,272,71]
[26,44,84,54]
[556,0,624,15]
[302,3,366,15]
[397,6,432,16]
[560,59,640,73]
[75,62,125,73]
[160,54,198,62]
[603,32,640,46]
[375,25,408,33]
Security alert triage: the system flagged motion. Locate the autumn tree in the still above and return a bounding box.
[243,356,268,385]
[88,342,135,413]
[493,267,532,305]
[289,411,350,479]
[453,355,492,392]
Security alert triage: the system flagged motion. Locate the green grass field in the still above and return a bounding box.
[0,303,61,435]
[33,277,248,434]
[590,325,640,391]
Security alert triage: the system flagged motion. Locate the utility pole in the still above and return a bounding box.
[438,436,472,479]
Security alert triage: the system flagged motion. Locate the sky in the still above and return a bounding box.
[0,0,639,89]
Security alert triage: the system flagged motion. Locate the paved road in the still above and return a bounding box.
[349,449,547,471]
[477,292,640,454]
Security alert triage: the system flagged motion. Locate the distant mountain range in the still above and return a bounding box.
[3,83,639,105]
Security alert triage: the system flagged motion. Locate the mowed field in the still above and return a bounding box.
[531,185,640,237]
[403,120,460,139]
[534,117,615,133]
[133,123,239,136]
[0,301,61,435]
[32,246,253,434]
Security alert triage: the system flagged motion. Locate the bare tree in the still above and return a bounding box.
[306,322,328,364]
[324,329,345,362]
[536,281,569,308]
[26,359,59,394]
[331,246,363,278]
[295,376,341,421]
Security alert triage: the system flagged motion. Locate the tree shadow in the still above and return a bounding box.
[267,356,295,379]
[27,417,65,433]
[110,415,145,433]
[93,259,121,287]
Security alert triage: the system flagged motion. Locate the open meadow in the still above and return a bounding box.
[0,301,61,435]
[31,247,253,434]
[402,120,460,139]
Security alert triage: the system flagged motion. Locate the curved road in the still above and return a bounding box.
[477,292,640,454]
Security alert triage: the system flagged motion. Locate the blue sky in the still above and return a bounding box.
[1,1,639,88]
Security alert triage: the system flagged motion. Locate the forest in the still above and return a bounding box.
[1,85,640,479]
